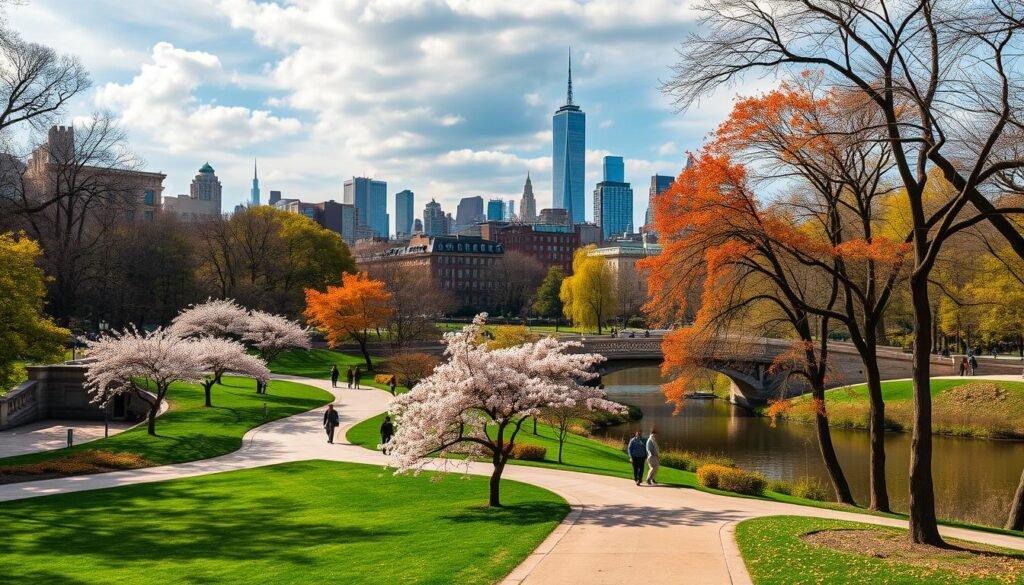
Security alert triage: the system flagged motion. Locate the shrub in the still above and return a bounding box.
[374,374,395,385]
[697,464,766,495]
[766,479,792,495]
[792,477,833,502]
[660,449,735,472]
[510,443,547,461]
[660,451,693,471]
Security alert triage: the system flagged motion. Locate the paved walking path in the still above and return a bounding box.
[0,419,136,458]
[1,375,1023,585]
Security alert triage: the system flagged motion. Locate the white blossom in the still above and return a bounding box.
[387,314,624,505]
[168,298,249,339]
[242,310,311,363]
[193,337,270,383]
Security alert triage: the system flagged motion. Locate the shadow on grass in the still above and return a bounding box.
[442,501,570,526]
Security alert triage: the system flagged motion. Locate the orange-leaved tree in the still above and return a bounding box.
[304,272,394,370]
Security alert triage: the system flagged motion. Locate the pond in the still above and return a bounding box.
[595,364,1024,528]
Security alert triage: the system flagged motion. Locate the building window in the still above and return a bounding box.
[143,190,155,205]
[144,210,154,222]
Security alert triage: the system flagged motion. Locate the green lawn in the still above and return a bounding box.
[270,349,405,394]
[735,515,1024,585]
[0,376,331,469]
[817,378,1024,404]
[0,460,569,584]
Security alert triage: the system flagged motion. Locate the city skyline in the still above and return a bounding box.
[5,1,764,233]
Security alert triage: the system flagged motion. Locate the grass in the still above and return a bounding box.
[785,379,1024,438]
[735,515,1024,585]
[0,460,569,584]
[0,376,331,472]
[270,348,405,394]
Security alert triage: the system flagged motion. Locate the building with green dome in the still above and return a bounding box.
[163,161,223,221]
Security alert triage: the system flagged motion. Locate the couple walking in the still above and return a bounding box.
[330,365,362,389]
[627,430,659,485]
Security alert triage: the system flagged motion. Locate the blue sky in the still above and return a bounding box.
[9,0,773,233]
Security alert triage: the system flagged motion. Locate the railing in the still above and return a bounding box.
[0,380,40,430]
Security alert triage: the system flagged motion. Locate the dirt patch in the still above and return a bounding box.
[802,528,1024,583]
[938,383,1008,406]
[0,450,150,484]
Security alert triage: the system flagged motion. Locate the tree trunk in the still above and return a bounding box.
[146,397,161,436]
[357,338,374,371]
[1007,465,1024,531]
[812,387,855,505]
[489,460,506,507]
[863,358,891,512]
[203,380,214,407]
[533,416,537,435]
[908,275,945,546]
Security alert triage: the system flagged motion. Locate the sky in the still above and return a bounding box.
[8,0,774,234]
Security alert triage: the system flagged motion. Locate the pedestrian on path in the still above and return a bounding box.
[969,354,979,376]
[388,375,397,395]
[330,365,339,388]
[959,356,968,376]
[645,429,660,485]
[627,431,647,485]
[323,404,340,444]
[354,367,362,389]
[380,415,394,454]
[346,366,354,389]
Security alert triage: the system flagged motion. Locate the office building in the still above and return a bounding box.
[343,176,389,238]
[487,198,505,221]
[504,200,516,221]
[593,155,634,240]
[355,234,505,310]
[519,173,538,223]
[250,159,260,206]
[538,208,571,227]
[274,197,361,245]
[423,199,447,236]
[455,195,484,229]
[395,189,415,236]
[552,51,586,223]
[163,161,222,221]
[480,222,579,274]
[412,218,423,234]
[588,240,663,321]
[269,190,282,205]
[645,174,674,232]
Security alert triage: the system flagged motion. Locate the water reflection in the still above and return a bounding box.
[596,365,1024,527]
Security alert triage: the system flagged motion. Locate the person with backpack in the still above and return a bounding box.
[323,404,340,444]
[627,431,647,485]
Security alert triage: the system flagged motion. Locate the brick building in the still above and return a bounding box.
[479,221,580,273]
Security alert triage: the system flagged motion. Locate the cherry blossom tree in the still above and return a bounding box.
[242,310,310,393]
[167,298,249,341]
[192,337,270,407]
[387,314,624,506]
[85,328,204,435]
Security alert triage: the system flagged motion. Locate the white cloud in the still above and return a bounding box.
[657,141,678,156]
[95,42,301,153]
[599,119,614,129]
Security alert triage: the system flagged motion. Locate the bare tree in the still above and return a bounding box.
[365,261,451,347]
[665,0,1024,546]
[488,251,546,317]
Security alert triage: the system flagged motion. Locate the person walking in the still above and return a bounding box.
[959,356,968,376]
[380,415,394,454]
[969,354,979,376]
[388,375,397,395]
[330,365,339,388]
[346,366,354,389]
[627,431,647,485]
[645,429,660,485]
[323,404,340,444]
[354,367,362,389]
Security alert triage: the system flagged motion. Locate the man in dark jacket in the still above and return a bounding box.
[627,431,647,485]
[323,404,340,444]
[380,415,395,454]
[330,365,339,388]
[346,366,354,389]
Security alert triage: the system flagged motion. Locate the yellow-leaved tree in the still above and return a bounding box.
[0,233,70,391]
[560,246,616,334]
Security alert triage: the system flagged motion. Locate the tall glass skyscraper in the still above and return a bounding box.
[552,51,585,224]
[593,155,633,240]
[344,176,389,238]
[395,189,415,236]
[487,198,505,221]
[644,174,674,230]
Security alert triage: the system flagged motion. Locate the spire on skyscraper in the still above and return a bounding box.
[254,158,258,179]
[566,48,573,106]
[250,157,261,206]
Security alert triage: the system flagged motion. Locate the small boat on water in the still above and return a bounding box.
[685,391,717,399]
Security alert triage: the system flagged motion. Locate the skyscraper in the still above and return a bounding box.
[519,172,537,223]
[269,190,282,206]
[250,159,260,206]
[455,195,484,229]
[344,176,389,238]
[395,189,415,236]
[504,200,516,221]
[413,218,423,234]
[487,198,505,221]
[552,50,585,224]
[593,155,633,240]
[644,174,674,230]
[424,199,447,236]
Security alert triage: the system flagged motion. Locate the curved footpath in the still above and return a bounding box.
[2,375,1023,585]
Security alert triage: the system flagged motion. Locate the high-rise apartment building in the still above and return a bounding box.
[519,173,538,223]
[487,198,504,221]
[268,190,282,206]
[552,51,586,223]
[504,200,516,221]
[423,199,447,236]
[644,174,674,233]
[163,161,222,221]
[593,155,634,240]
[344,176,389,238]
[250,159,260,206]
[395,189,415,237]
[455,195,484,229]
